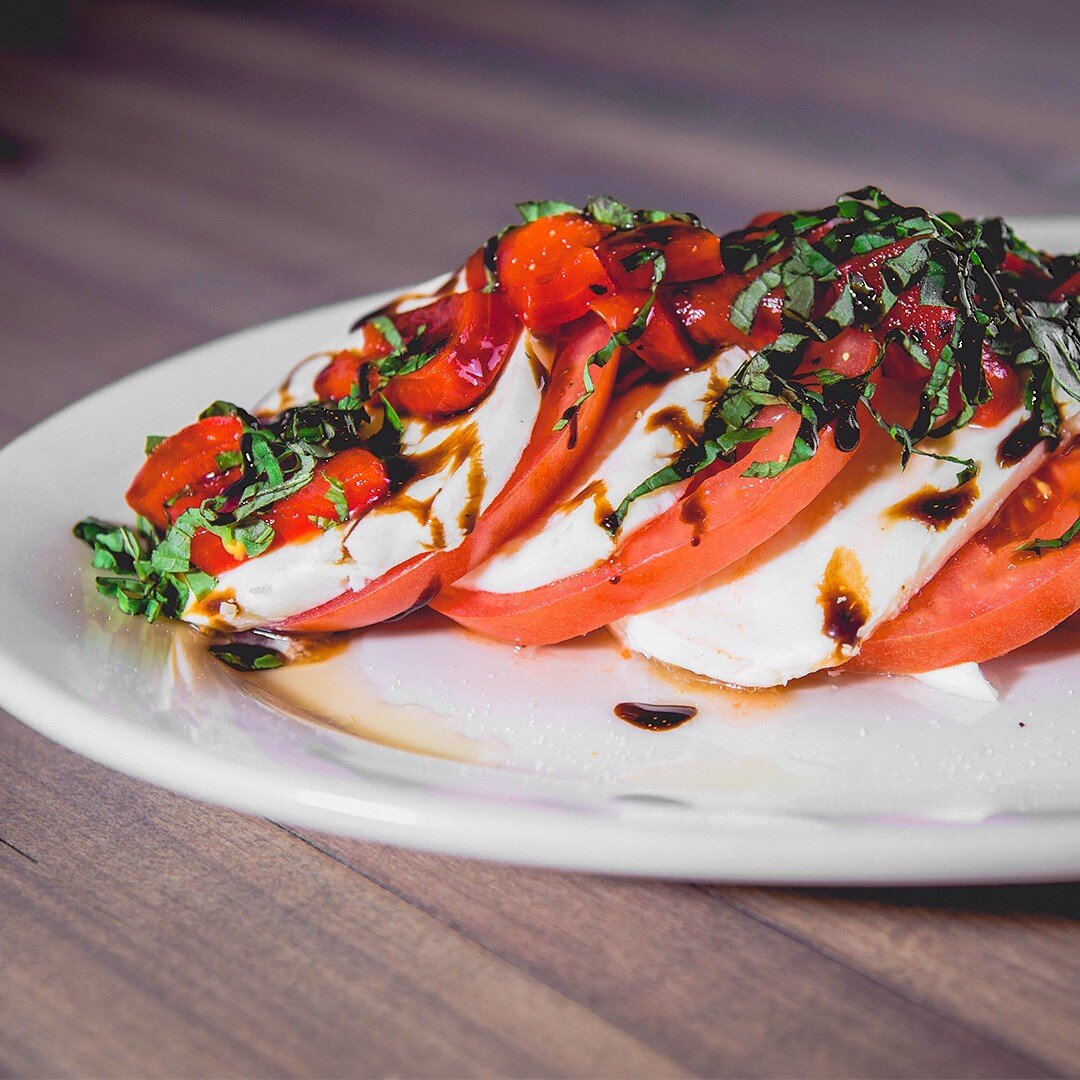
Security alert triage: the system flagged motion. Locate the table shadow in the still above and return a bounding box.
[797,882,1080,918]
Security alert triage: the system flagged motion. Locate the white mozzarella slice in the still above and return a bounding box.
[183,332,542,629]
[344,335,542,583]
[910,662,998,702]
[458,348,749,594]
[614,402,1073,688]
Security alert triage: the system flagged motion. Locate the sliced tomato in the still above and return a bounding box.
[433,406,853,645]
[850,447,1080,673]
[278,316,620,632]
[497,213,613,332]
[127,415,242,531]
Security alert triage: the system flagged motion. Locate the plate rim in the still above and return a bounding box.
[4,224,1080,885]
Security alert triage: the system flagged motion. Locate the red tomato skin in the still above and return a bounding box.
[628,297,700,372]
[127,415,243,531]
[315,293,515,418]
[1050,270,1080,302]
[383,291,522,418]
[433,409,853,645]
[596,222,723,291]
[590,288,699,373]
[851,447,1080,673]
[497,214,613,332]
[278,317,619,632]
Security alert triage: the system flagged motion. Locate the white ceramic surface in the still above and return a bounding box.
[2,217,1079,884]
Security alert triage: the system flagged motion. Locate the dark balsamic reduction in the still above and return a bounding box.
[614,701,698,731]
[998,416,1046,468]
[679,490,708,546]
[818,547,870,648]
[887,481,978,531]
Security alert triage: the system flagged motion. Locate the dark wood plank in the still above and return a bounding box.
[0,712,684,1079]
[287,829,1052,1078]
[712,885,1080,1076]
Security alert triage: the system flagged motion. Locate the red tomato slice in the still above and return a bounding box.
[497,213,613,332]
[127,415,243,531]
[278,316,620,632]
[850,447,1080,673]
[433,406,853,645]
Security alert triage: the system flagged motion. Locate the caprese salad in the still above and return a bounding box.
[76,188,1080,697]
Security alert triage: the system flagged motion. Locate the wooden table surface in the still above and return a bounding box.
[2,2,1079,1075]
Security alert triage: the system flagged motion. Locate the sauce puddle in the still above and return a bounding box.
[614,701,698,731]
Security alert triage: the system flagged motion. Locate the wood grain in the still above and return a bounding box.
[1,0,1078,1075]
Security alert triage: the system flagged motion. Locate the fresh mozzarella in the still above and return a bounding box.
[183,331,543,630]
[458,348,748,594]
[613,402,1077,687]
[910,663,998,702]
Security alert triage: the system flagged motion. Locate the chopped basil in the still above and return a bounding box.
[1021,515,1080,554]
[553,252,667,433]
[609,185,1079,524]
[208,642,285,671]
[516,199,579,222]
[73,517,215,622]
[324,475,349,522]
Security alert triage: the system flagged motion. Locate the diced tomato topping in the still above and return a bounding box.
[669,275,753,355]
[315,292,520,419]
[497,213,613,332]
[1050,269,1080,302]
[802,329,881,382]
[382,291,521,418]
[178,447,390,576]
[595,221,723,291]
[126,415,243,531]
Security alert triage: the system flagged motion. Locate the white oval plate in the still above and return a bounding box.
[2,218,1079,885]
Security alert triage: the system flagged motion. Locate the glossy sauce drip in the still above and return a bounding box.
[524,340,550,392]
[998,415,1047,467]
[646,404,701,453]
[557,478,615,528]
[818,546,870,649]
[379,420,485,548]
[886,480,979,531]
[188,588,240,631]
[614,701,698,731]
[679,489,708,546]
[457,452,487,536]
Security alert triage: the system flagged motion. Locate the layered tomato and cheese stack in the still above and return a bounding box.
[79,189,1080,687]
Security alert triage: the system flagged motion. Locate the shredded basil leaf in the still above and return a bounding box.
[209,642,285,671]
[1021,514,1080,554]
